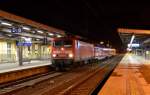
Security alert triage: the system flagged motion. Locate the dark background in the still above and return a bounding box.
[0,0,150,51]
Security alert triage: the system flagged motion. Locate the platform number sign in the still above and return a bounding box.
[16,37,32,46]
[11,27,22,33]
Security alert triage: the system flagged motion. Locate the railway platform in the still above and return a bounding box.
[0,60,52,85]
[98,53,150,95]
[0,60,51,74]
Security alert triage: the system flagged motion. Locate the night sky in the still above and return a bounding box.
[0,0,150,50]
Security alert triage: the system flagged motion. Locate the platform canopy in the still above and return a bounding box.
[117,28,150,49]
[0,10,65,41]
[118,28,150,35]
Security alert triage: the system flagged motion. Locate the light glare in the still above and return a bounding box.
[1,22,12,26]
[49,33,54,36]
[37,30,44,34]
[22,26,30,31]
[57,34,61,38]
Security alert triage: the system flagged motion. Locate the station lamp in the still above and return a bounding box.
[146,51,149,55]
[57,34,61,38]
[100,41,104,44]
[48,33,54,36]
[128,43,140,48]
[36,38,40,41]
[37,30,44,34]
[128,34,135,49]
[129,35,135,46]
[22,26,30,31]
[1,21,12,26]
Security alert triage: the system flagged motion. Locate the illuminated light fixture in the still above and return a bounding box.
[21,36,26,39]
[146,51,149,54]
[22,26,30,31]
[128,43,140,48]
[1,22,12,26]
[36,38,40,41]
[32,31,36,33]
[57,34,61,38]
[129,35,135,48]
[69,53,73,58]
[102,48,112,51]
[48,33,54,36]
[100,41,104,44]
[37,30,44,34]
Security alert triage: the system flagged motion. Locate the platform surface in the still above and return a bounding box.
[0,60,52,74]
[98,53,150,95]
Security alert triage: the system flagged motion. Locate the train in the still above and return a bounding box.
[94,47,116,60]
[51,36,116,70]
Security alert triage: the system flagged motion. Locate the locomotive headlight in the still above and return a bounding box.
[61,47,64,51]
[52,54,56,57]
[68,53,73,58]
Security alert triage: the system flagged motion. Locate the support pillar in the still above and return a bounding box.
[17,38,23,66]
[18,45,23,66]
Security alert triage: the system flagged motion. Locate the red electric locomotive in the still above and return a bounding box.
[51,36,94,70]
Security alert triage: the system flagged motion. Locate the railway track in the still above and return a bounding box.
[31,55,122,95]
[0,64,99,95]
[0,71,62,95]
[29,65,100,95]
[0,71,56,89]
[58,55,123,95]
[0,55,123,95]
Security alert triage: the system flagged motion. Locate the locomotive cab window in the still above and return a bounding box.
[54,40,72,47]
[64,40,72,47]
[54,40,63,47]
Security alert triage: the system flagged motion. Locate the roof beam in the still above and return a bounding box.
[0,10,65,35]
[118,28,150,35]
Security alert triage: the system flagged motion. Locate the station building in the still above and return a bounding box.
[0,10,65,65]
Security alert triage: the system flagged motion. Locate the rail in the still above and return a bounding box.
[58,55,123,95]
[0,55,123,95]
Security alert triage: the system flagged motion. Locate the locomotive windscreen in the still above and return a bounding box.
[54,40,62,47]
[54,40,72,47]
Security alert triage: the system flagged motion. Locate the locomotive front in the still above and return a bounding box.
[52,38,74,69]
